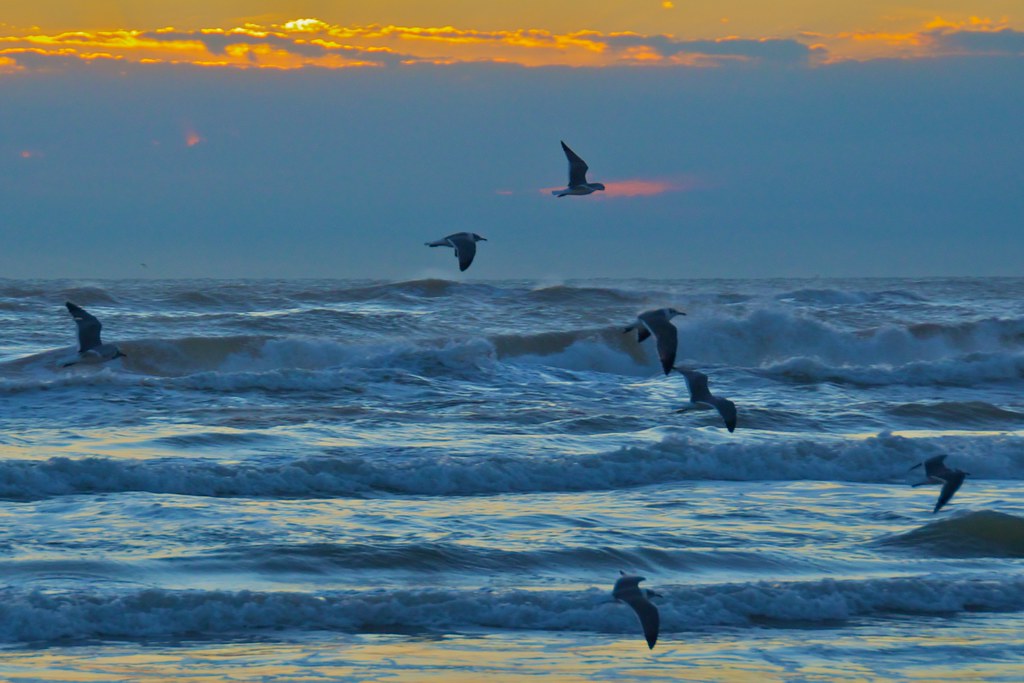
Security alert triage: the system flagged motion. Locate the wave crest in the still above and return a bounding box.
[879,511,1024,558]
[3,432,1022,501]
[2,574,1022,643]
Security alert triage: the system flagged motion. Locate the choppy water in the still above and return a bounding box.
[1,277,1022,681]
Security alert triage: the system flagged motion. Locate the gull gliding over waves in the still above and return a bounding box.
[425,232,487,272]
[673,366,737,432]
[63,302,126,367]
[552,141,605,197]
[910,454,969,514]
[612,571,661,650]
[624,308,686,375]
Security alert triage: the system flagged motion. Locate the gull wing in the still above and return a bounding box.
[711,396,738,433]
[623,595,659,649]
[612,573,660,649]
[446,233,478,272]
[640,313,678,375]
[933,472,966,513]
[676,367,712,402]
[922,454,951,479]
[66,302,102,352]
[613,573,644,597]
[561,141,590,187]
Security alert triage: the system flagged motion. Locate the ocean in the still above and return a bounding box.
[0,277,1022,681]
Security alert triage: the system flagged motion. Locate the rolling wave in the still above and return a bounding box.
[182,542,787,575]
[775,288,926,305]
[887,401,1024,427]
[4,291,1024,388]
[879,511,1024,558]
[675,310,1024,367]
[762,352,1024,387]
[526,284,646,304]
[3,432,1021,500]
[2,574,1021,643]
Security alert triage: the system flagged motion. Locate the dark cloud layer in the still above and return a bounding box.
[933,28,1024,55]
[604,34,815,63]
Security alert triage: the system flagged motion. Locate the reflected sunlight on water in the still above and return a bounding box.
[0,277,1022,679]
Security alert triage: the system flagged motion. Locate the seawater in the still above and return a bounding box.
[0,277,1022,681]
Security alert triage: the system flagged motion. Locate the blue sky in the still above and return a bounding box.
[2,50,1022,278]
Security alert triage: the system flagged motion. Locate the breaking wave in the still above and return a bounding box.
[2,431,1021,501]
[1,574,1021,643]
[5,307,1024,390]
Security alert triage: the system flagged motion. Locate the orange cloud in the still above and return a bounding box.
[818,15,1020,61]
[540,176,701,199]
[0,16,1021,73]
[0,18,818,71]
[603,178,686,197]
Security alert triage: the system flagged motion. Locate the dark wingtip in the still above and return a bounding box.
[727,423,736,433]
[647,637,657,650]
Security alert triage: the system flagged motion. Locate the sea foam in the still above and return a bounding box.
[2,431,1022,501]
[1,574,1021,643]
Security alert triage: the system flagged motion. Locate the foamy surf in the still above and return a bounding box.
[1,574,1021,643]
[2,431,1022,500]
[1,277,1022,679]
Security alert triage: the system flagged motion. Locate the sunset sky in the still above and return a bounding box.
[2,2,1022,278]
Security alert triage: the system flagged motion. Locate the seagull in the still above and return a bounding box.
[909,455,969,514]
[623,308,686,375]
[62,302,126,367]
[612,571,661,650]
[552,141,605,197]
[673,367,737,432]
[424,232,487,272]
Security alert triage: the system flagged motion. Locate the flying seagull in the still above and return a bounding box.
[552,141,605,197]
[673,367,737,432]
[63,302,126,367]
[909,454,969,514]
[425,232,487,272]
[612,571,661,650]
[624,308,686,375]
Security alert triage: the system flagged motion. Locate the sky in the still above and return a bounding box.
[1,2,1022,278]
